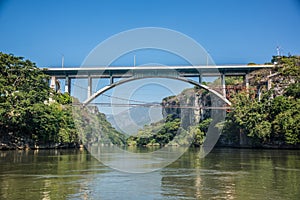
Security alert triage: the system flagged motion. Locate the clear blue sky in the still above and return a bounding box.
[1,0,300,67]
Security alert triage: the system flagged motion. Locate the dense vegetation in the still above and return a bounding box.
[221,56,300,147]
[0,53,75,148]
[127,113,211,147]
[0,53,124,149]
[72,103,126,146]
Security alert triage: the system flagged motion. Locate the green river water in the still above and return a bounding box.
[0,148,299,199]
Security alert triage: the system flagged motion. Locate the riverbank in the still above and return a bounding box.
[0,141,83,150]
[215,143,300,150]
[2,140,300,151]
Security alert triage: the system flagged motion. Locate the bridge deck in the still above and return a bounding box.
[43,65,274,78]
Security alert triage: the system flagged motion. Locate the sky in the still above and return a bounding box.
[1,0,300,67]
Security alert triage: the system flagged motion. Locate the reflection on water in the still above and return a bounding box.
[87,145,191,173]
[0,149,105,200]
[0,148,300,199]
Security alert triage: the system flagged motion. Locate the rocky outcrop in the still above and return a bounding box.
[161,87,225,129]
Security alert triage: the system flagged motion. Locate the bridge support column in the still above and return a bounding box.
[245,74,249,93]
[65,76,71,94]
[110,74,114,84]
[50,76,56,91]
[257,85,262,101]
[221,73,226,97]
[198,74,203,84]
[87,76,92,98]
[267,79,272,90]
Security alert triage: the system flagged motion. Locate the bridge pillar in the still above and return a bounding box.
[245,74,249,93]
[65,76,71,94]
[221,73,226,97]
[50,76,56,90]
[110,74,114,84]
[87,75,92,98]
[267,79,272,90]
[257,85,262,101]
[198,74,203,84]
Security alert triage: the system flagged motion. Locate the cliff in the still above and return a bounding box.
[127,86,227,146]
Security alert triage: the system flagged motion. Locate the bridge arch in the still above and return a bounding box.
[83,76,231,106]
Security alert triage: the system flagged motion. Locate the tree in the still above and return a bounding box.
[0,53,79,147]
[0,53,50,140]
[273,99,300,144]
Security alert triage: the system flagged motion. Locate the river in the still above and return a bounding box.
[0,148,299,200]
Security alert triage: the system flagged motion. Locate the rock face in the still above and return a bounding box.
[161,87,219,129]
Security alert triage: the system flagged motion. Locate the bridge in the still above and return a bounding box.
[43,64,274,106]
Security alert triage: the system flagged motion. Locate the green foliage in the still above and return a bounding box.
[128,114,181,146]
[72,105,125,146]
[225,76,244,85]
[0,52,125,148]
[224,92,299,145]
[272,99,300,144]
[273,56,300,78]
[0,52,80,146]
[284,82,300,98]
[222,56,300,146]
[54,92,73,104]
[198,118,212,132]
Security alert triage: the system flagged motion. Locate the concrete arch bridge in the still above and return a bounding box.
[43,65,274,107]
